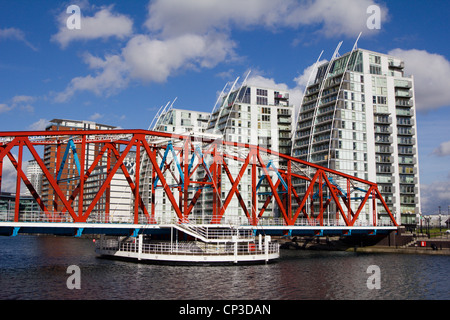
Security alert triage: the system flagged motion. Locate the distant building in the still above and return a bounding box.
[25,159,43,196]
[0,192,39,220]
[41,119,135,222]
[140,108,212,223]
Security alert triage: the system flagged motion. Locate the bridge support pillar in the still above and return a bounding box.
[138,234,143,261]
[75,228,84,237]
[12,227,20,237]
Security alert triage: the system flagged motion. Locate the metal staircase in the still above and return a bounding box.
[173,222,254,243]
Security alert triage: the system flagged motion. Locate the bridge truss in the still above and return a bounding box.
[0,129,398,236]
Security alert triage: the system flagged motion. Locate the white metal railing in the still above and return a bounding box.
[176,221,254,240]
[0,211,73,223]
[0,210,396,227]
[96,239,279,257]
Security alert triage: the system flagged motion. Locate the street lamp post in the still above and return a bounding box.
[447,205,450,238]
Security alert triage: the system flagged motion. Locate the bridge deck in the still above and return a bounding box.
[0,221,397,237]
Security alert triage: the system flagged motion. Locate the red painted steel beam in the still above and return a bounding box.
[256,151,289,225]
[350,185,375,226]
[322,172,351,226]
[222,159,251,224]
[140,136,183,221]
[374,186,399,227]
[14,140,24,222]
[5,151,50,217]
[217,149,253,224]
[0,129,399,227]
[291,170,321,224]
[22,138,79,221]
[81,137,136,221]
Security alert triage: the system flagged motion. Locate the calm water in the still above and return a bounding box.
[0,235,449,300]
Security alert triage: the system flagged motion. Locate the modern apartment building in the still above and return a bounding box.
[41,119,134,222]
[152,108,211,134]
[25,159,43,196]
[292,48,420,226]
[139,108,212,223]
[201,84,294,222]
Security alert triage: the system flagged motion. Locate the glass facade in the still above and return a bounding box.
[292,49,421,226]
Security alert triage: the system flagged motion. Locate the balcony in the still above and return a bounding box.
[375,135,393,144]
[375,155,394,164]
[375,145,394,154]
[374,105,390,114]
[374,116,392,124]
[389,60,405,69]
[395,89,412,98]
[278,125,291,132]
[275,92,289,100]
[277,109,292,116]
[277,117,292,124]
[396,108,414,117]
[394,79,412,88]
[397,137,416,145]
[376,164,394,174]
[374,125,393,134]
[396,99,413,107]
[397,118,412,126]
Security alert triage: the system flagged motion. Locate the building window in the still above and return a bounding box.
[257,96,268,105]
[370,65,382,75]
[257,89,268,96]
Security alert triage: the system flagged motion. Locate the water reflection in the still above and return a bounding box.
[0,236,449,300]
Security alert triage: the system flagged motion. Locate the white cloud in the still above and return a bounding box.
[145,0,386,38]
[0,156,19,193]
[54,0,386,101]
[420,173,450,215]
[0,95,37,114]
[433,141,450,157]
[54,54,130,102]
[89,113,103,121]
[52,5,133,48]
[11,95,35,104]
[0,153,30,193]
[123,33,236,83]
[247,75,290,91]
[0,103,13,114]
[28,119,50,131]
[0,27,37,51]
[388,49,450,111]
[145,0,291,36]
[288,0,389,38]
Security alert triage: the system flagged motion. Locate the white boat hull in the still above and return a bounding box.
[96,247,280,264]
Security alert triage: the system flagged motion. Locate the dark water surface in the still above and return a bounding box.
[0,235,449,300]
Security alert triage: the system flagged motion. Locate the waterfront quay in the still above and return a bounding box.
[278,226,450,256]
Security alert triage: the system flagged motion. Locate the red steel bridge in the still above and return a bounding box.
[0,129,398,238]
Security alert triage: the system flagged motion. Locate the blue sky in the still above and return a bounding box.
[1,0,450,215]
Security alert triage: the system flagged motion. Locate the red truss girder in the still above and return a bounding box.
[0,129,398,227]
